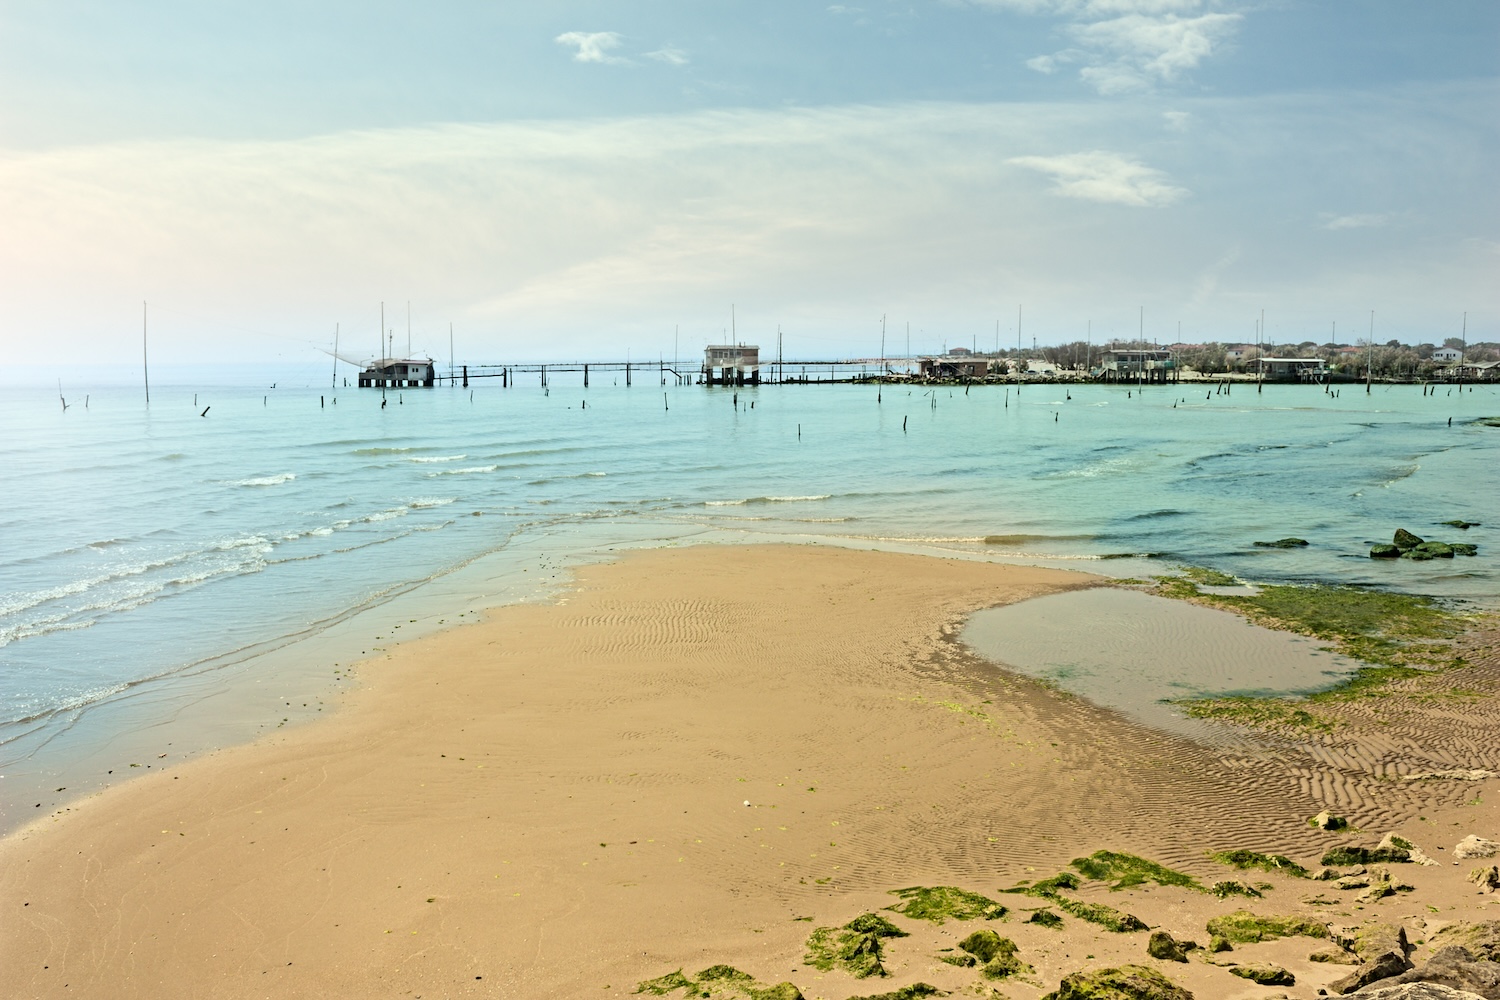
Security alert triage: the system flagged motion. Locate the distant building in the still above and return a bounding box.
[359,358,435,388]
[703,344,760,386]
[918,356,989,379]
[1259,357,1328,381]
[1431,347,1463,363]
[1098,348,1175,383]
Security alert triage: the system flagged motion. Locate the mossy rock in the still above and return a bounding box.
[1228,963,1294,985]
[1254,537,1309,548]
[636,970,699,995]
[1476,417,1500,427]
[1040,964,1194,1000]
[1393,528,1424,551]
[847,985,944,1000]
[1452,542,1479,556]
[1208,935,1232,953]
[1310,811,1348,831]
[957,929,1030,979]
[1430,919,1500,961]
[887,885,1007,923]
[1204,910,1327,944]
[635,966,805,1000]
[804,913,908,978]
[1055,898,1149,933]
[1070,851,1204,892]
[1370,544,1401,559]
[1029,909,1065,929]
[1442,520,1479,529]
[1408,541,1454,559]
[1210,849,1310,878]
[1321,845,1410,866]
[1146,930,1194,962]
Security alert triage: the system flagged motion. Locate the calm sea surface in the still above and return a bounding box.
[3,366,1497,825]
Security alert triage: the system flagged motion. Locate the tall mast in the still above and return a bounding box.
[332,322,339,388]
[406,301,411,358]
[142,301,150,405]
[1366,310,1374,394]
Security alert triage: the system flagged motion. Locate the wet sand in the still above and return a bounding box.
[2,544,1497,999]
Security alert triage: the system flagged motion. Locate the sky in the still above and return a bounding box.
[1,0,1496,369]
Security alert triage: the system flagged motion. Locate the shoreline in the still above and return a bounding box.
[5,543,1496,998]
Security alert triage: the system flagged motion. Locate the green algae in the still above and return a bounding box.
[887,885,1007,923]
[1003,866,1147,932]
[1319,845,1410,866]
[1205,910,1327,944]
[634,966,804,1000]
[1209,880,1262,899]
[956,929,1031,979]
[1209,849,1311,879]
[1069,851,1204,892]
[1041,964,1193,1000]
[1028,908,1065,929]
[1173,696,1335,734]
[1229,963,1294,985]
[846,985,945,1000]
[805,913,908,979]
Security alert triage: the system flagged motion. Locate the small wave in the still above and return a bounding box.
[230,473,295,487]
[408,497,457,509]
[408,455,467,463]
[363,508,409,523]
[1127,509,1186,521]
[87,538,126,549]
[705,494,831,506]
[353,447,413,455]
[583,471,607,477]
[427,465,498,476]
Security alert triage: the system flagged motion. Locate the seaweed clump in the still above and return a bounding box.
[951,928,1031,980]
[805,913,909,979]
[846,985,945,1000]
[1003,872,1147,933]
[1210,849,1311,879]
[1204,910,1327,944]
[634,966,803,1000]
[1070,851,1204,892]
[1040,964,1193,1000]
[886,885,1007,923]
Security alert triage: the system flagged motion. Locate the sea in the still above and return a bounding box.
[3,364,1496,830]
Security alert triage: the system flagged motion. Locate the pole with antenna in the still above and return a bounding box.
[142,301,150,405]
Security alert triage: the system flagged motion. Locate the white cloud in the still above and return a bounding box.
[1162,110,1191,130]
[982,0,1243,94]
[1322,213,1389,231]
[646,46,689,66]
[555,31,628,65]
[1006,150,1187,206]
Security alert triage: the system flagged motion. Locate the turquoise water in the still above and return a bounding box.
[3,368,1497,823]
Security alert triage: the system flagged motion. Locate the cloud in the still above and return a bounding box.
[1321,213,1388,231]
[555,31,628,65]
[1162,110,1191,130]
[973,0,1244,94]
[645,46,689,66]
[1006,150,1187,206]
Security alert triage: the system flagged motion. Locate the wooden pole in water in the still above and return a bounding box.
[142,301,150,405]
[1367,310,1374,394]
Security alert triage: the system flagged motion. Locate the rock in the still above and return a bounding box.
[1339,874,1375,890]
[1333,923,1411,963]
[1455,837,1500,860]
[1255,538,1310,548]
[1403,547,1437,561]
[1430,923,1500,962]
[1331,950,1416,994]
[1311,947,1363,966]
[1442,521,1480,530]
[1314,811,1352,831]
[1373,945,1500,999]
[1409,541,1455,559]
[1470,867,1500,892]
[1209,935,1233,953]
[1315,867,1344,881]
[1147,930,1193,963]
[1041,964,1194,1000]
[1452,543,1479,556]
[1324,844,1412,866]
[1381,833,1418,852]
[1230,963,1295,985]
[1358,882,1398,903]
[1371,544,1403,558]
[1394,529,1425,551]
[1347,984,1490,999]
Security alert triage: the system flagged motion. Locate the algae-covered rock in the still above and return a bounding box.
[1430,921,1500,961]
[636,969,699,995]
[1443,520,1480,529]
[847,985,944,1000]
[1328,949,1417,994]
[1309,946,1361,965]
[1229,963,1294,985]
[1211,848,1311,878]
[1146,930,1195,963]
[1205,909,1327,944]
[1409,541,1455,559]
[1254,537,1309,548]
[1069,851,1204,891]
[1208,935,1233,953]
[1386,944,1500,998]
[804,913,908,978]
[1452,543,1479,556]
[1040,964,1194,1000]
[1332,922,1410,963]
[887,885,1007,923]
[1313,810,1350,831]
[1323,844,1413,866]
[1209,880,1262,898]
[957,928,1007,963]
[1004,870,1148,932]
[1394,529,1425,551]
[1371,544,1403,559]
[635,966,806,999]
[1029,909,1065,929]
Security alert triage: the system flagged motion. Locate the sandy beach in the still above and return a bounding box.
[3,544,1497,999]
